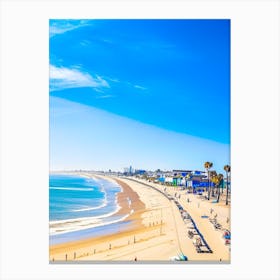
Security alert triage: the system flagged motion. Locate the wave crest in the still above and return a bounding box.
[72,200,107,212]
[50,187,94,192]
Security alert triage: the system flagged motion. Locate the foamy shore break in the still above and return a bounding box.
[49,172,230,262]
[49,174,126,237]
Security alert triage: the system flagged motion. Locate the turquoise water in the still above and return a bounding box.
[49,174,130,245]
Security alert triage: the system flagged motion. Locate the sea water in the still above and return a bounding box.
[49,174,131,245]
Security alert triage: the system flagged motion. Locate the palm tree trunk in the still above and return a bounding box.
[226,172,229,205]
[207,170,210,200]
[211,184,215,197]
[217,183,221,202]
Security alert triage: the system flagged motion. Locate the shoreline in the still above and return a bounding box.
[49,173,132,238]
[49,176,147,260]
[49,174,231,262]
[49,175,183,261]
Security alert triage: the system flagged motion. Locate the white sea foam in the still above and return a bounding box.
[50,175,126,236]
[50,211,129,236]
[72,200,107,212]
[100,185,107,201]
[50,205,121,226]
[50,187,94,192]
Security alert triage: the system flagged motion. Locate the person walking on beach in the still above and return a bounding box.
[134,256,137,261]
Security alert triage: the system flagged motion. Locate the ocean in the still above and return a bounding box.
[49,174,131,245]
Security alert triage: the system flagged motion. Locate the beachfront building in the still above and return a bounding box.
[169,170,191,186]
[177,170,209,193]
[123,166,134,176]
[145,170,207,188]
[164,176,173,185]
[171,170,207,188]
[129,168,221,194]
[134,169,146,175]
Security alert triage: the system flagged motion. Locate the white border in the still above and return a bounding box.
[0,0,279,279]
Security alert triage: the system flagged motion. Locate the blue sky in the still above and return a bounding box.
[49,19,230,173]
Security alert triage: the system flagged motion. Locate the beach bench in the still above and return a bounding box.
[194,244,212,253]
[186,213,213,254]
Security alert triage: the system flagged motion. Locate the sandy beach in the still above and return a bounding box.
[49,174,230,262]
[132,178,231,261]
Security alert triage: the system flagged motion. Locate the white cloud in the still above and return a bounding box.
[49,65,110,92]
[125,81,147,91]
[80,40,91,47]
[134,85,147,90]
[95,95,114,99]
[107,77,120,83]
[104,76,147,92]
[49,20,90,38]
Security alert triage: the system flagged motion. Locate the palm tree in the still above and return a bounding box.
[210,170,217,197]
[216,173,224,202]
[210,174,218,199]
[204,162,213,200]
[221,176,225,194]
[186,173,192,192]
[224,165,231,205]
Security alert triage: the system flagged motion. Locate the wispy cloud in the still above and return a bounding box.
[107,77,120,83]
[50,65,110,92]
[80,40,91,47]
[104,76,147,92]
[95,95,114,99]
[49,20,90,38]
[126,81,147,92]
[134,85,147,90]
